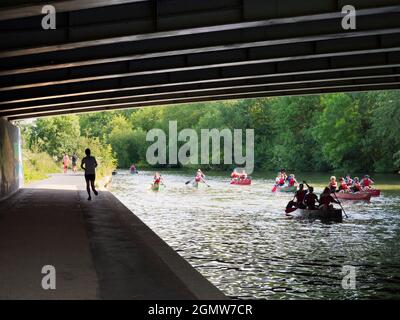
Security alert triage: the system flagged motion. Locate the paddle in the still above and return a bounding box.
[185,180,193,185]
[201,178,211,187]
[332,192,349,218]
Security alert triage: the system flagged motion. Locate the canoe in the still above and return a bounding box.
[365,189,381,197]
[334,192,371,201]
[150,183,164,191]
[230,178,252,185]
[192,181,207,189]
[276,185,297,193]
[287,208,343,223]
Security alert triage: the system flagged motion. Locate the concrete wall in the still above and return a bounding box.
[0,118,23,201]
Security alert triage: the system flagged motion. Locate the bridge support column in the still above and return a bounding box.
[0,118,23,201]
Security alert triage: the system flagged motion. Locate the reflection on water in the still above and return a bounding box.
[110,170,400,299]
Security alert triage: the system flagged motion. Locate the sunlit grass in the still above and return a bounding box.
[23,149,60,184]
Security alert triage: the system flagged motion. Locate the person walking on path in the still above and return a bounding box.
[63,153,70,173]
[72,153,78,173]
[81,148,98,201]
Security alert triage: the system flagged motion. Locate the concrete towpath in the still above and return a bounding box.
[0,173,225,300]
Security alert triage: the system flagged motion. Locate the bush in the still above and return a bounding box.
[23,149,60,184]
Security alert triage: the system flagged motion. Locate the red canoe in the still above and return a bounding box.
[230,178,252,185]
[334,192,371,201]
[365,189,381,197]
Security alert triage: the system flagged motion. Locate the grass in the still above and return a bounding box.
[23,149,60,184]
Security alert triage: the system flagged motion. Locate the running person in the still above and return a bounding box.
[81,148,98,201]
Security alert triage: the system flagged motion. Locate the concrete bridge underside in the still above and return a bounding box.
[0,0,399,120]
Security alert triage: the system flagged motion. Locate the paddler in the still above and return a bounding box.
[345,175,354,186]
[275,172,285,186]
[328,176,338,192]
[153,172,163,186]
[351,177,362,192]
[130,163,138,174]
[195,169,206,183]
[304,186,319,210]
[280,169,288,182]
[361,175,374,190]
[338,177,351,193]
[239,169,248,180]
[288,174,297,187]
[319,187,340,209]
[286,183,307,210]
[231,169,240,181]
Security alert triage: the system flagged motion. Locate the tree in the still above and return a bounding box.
[269,96,323,171]
[29,115,81,160]
[367,91,400,172]
[313,94,365,172]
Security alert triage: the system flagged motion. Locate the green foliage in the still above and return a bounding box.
[20,90,400,175]
[367,91,400,172]
[108,115,147,168]
[28,115,81,160]
[313,94,365,172]
[23,148,60,184]
[269,96,323,171]
[21,115,117,181]
[77,136,116,179]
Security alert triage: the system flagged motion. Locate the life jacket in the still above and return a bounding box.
[154,178,161,184]
[353,183,361,191]
[296,190,307,203]
[329,182,337,191]
[340,182,349,190]
[288,178,295,186]
[195,175,201,182]
[279,178,285,185]
[231,172,239,179]
[362,178,371,187]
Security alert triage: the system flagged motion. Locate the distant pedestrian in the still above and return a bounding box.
[81,148,98,201]
[63,153,69,173]
[71,153,78,173]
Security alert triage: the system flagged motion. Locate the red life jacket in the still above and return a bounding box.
[195,176,201,182]
[329,182,337,189]
[296,190,307,203]
[362,178,371,187]
[288,178,295,186]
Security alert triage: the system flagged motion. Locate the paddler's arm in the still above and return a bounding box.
[303,181,311,189]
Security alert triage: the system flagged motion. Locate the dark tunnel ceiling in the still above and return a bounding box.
[0,0,400,120]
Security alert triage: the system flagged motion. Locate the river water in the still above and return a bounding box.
[110,170,400,299]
